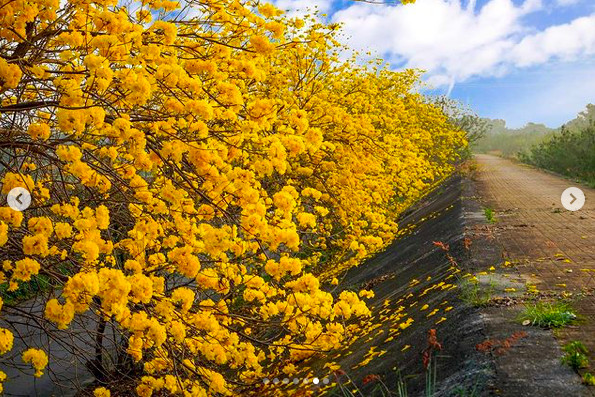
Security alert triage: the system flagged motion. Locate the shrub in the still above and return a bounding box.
[524,124,595,187]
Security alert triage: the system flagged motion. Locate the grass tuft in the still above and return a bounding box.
[583,373,595,386]
[459,278,495,307]
[561,341,589,370]
[519,301,577,328]
[483,207,496,223]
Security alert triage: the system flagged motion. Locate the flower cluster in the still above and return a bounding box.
[21,349,49,377]
[0,0,468,394]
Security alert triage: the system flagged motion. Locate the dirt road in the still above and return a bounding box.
[474,154,595,392]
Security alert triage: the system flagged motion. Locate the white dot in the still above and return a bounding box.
[313,377,319,384]
[293,378,300,384]
[263,378,269,384]
[273,378,279,384]
[323,378,329,384]
[283,378,289,384]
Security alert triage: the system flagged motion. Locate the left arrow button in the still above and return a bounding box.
[7,187,31,211]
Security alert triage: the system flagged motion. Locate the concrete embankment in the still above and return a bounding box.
[302,171,589,396]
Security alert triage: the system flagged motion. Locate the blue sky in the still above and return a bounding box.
[271,0,595,128]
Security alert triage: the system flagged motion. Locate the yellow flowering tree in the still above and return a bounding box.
[0,0,466,394]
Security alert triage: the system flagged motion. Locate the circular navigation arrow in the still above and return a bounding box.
[561,187,585,212]
[7,187,31,211]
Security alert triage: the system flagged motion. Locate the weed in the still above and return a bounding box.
[328,372,365,397]
[583,373,595,386]
[453,380,481,397]
[459,278,495,307]
[519,301,577,328]
[422,329,442,397]
[329,330,443,397]
[561,341,589,370]
[483,207,496,223]
[395,370,408,397]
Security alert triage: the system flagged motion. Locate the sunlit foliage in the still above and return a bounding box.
[0,0,466,394]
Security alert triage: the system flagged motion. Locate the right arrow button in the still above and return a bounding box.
[561,187,585,211]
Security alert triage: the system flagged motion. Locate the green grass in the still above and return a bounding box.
[583,373,595,386]
[519,301,577,328]
[483,208,496,223]
[453,381,481,397]
[560,341,595,386]
[459,278,495,307]
[561,341,589,370]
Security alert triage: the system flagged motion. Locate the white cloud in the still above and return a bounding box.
[330,0,595,88]
[510,15,595,66]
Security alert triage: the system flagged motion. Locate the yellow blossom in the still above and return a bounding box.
[94,387,111,397]
[13,258,41,281]
[0,328,14,355]
[27,123,51,140]
[22,349,48,377]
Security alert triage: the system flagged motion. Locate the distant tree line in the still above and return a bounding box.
[520,105,595,187]
[471,119,555,158]
[470,104,595,187]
